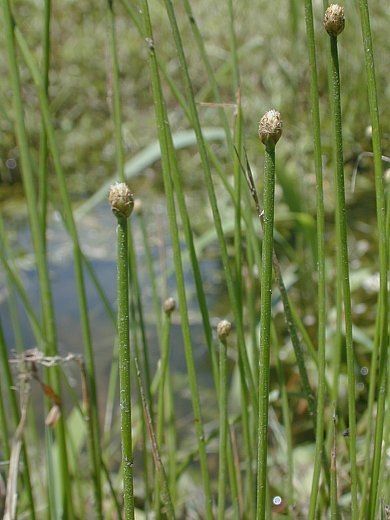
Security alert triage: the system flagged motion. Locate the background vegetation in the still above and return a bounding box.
[0,0,388,518]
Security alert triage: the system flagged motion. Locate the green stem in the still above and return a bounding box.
[128,226,152,410]
[15,28,103,516]
[304,1,327,516]
[217,337,228,520]
[330,413,340,519]
[128,285,151,514]
[328,34,358,517]
[2,1,71,515]
[138,210,163,337]
[133,355,175,519]
[162,0,256,406]
[116,215,134,519]
[139,2,213,516]
[37,0,50,239]
[154,308,172,514]
[121,0,220,400]
[256,143,276,519]
[273,325,294,513]
[357,3,388,518]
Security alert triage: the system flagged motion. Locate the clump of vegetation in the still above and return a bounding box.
[0,0,388,518]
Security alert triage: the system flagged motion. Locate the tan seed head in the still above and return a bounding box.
[217,320,232,341]
[163,297,176,315]
[258,110,282,146]
[324,4,345,36]
[108,182,134,219]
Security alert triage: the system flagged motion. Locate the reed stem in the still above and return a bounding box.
[139,2,213,516]
[304,1,327,516]
[217,320,231,520]
[357,3,388,518]
[256,110,281,518]
[2,1,71,514]
[326,8,358,513]
[110,183,135,519]
[256,142,275,518]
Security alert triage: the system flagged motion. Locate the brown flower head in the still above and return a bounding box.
[258,110,282,146]
[324,4,345,36]
[163,297,176,315]
[217,320,232,341]
[108,182,134,219]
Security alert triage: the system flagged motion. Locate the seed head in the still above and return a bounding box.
[324,4,345,36]
[163,297,176,315]
[258,110,282,146]
[108,182,134,219]
[217,320,232,341]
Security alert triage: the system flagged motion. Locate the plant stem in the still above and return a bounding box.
[330,412,339,519]
[162,0,256,406]
[357,3,388,518]
[116,214,135,519]
[328,33,358,517]
[154,304,172,514]
[15,28,103,516]
[217,336,228,520]
[273,324,294,513]
[37,0,51,239]
[2,1,71,515]
[133,355,175,519]
[304,1,327,516]
[256,142,276,519]
[139,2,213,516]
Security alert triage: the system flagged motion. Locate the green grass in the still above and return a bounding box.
[0,1,389,518]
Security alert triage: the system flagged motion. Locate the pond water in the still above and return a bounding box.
[0,194,226,422]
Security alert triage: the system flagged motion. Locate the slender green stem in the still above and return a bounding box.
[127,281,151,514]
[139,3,213,516]
[0,375,10,461]
[228,424,243,518]
[121,0,220,398]
[182,0,233,150]
[330,412,340,519]
[273,325,294,513]
[256,143,276,519]
[116,214,134,519]
[138,209,163,336]
[38,0,51,239]
[2,1,70,514]
[15,27,103,516]
[328,33,358,517]
[357,3,388,518]
[217,336,228,520]
[166,373,177,504]
[154,305,173,514]
[133,355,175,519]
[228,0,243,317]
[304,1,327,516]
[162,0,256,406]
[128,225,152,412]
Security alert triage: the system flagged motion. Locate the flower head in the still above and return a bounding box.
[217,320,232,341]
[163,297,176,315]
[108,182,134,219]
[258,110,282,146]
[324,4,345,36]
